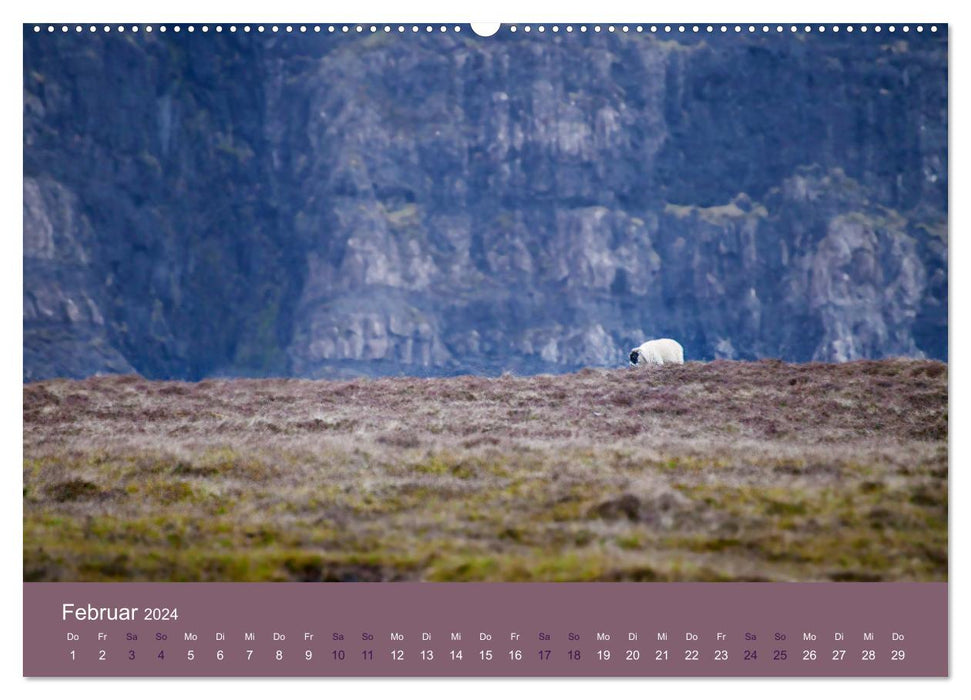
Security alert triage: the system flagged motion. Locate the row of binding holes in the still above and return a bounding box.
[32,25,465,33]
[509,25,939,33]
[31,24,943,34]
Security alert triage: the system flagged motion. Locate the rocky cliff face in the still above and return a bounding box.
[23,27,948,380]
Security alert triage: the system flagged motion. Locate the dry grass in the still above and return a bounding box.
[23,359,947,582]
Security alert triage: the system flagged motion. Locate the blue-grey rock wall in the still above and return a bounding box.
[23,27,947,380]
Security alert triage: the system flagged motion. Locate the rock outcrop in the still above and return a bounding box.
[23,27,948,380]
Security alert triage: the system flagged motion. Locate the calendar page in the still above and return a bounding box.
[21,13,948,682]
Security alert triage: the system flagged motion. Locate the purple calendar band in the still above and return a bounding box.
[24,582,947,677]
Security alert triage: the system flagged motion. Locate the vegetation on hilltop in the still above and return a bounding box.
[24,359,947,582]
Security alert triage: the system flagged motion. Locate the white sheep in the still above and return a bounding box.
[629,338,684,367]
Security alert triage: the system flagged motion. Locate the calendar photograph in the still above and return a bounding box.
[23,22,947,588]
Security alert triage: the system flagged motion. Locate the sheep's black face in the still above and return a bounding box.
[629,350,639,366]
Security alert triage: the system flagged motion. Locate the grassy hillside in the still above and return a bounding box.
[23,359,947,582]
